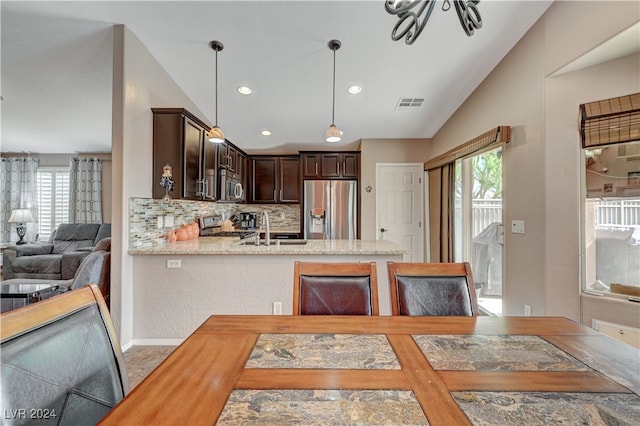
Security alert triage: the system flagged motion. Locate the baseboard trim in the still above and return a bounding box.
[131,338,184,346]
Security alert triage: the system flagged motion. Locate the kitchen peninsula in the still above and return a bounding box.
[129,237,407,342]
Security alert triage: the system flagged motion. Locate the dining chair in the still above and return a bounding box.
[293,261,379,315]
[1,284,129,425]
[387,262,479,316]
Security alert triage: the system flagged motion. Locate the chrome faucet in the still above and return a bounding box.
[261,210,271,246]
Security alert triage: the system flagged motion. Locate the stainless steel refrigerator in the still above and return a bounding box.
[303,180,357,240]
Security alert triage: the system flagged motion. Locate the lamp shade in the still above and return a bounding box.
[325,124,343,143]
[8,209,36,224]
[207,126,225,143]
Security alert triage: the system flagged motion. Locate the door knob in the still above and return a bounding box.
[380,228,388,233]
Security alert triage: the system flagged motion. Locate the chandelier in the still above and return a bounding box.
[385,0,483,45]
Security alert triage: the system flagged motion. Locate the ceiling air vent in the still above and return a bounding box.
[395,97,424,111]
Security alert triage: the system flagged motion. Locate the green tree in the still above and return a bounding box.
[472,150,502,199]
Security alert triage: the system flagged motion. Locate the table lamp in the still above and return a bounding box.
[8,208,36,245]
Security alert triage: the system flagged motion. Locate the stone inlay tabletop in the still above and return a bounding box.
[217,390,428,425]
[246,334,400,369]
[413,335,591,371]
[454,392,640,425]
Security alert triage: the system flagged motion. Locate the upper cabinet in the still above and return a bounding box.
[300,151,360,179]
[152,108,217,200]
[218,141,239,172]
[152,108,248,201]
[250,156,300,203]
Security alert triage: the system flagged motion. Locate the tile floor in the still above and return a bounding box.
[123,345,176,388]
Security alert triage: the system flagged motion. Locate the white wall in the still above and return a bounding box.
[428,1,639,321]
[112,25,212,346]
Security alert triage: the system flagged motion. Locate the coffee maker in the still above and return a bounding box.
[239,212,257,229]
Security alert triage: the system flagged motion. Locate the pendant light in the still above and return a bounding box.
[326,39,343,143]
[207,40,225,143]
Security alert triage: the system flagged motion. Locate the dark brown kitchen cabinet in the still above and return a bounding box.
[218,142,238,172]
[251,157,277,203]
[280,157,301,203]
[340,153,359,178]
[300,151,360,179]
[236,151,247,191]
[250,156,300,203]
[152,108,216,200]
[301,153,322,178]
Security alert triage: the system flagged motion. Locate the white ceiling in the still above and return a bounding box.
[1,1,555,155]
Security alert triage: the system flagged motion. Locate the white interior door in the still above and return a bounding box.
[376,163,424,261]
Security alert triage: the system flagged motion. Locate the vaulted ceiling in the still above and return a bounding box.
[2,1,554,154]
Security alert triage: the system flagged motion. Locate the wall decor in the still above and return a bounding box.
[160,163,174,203]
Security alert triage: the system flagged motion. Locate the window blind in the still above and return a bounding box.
[37,168,70,240]
[579,92,640,148]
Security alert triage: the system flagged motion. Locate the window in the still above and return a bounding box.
[583,141,640,297]
[36,168,70,241]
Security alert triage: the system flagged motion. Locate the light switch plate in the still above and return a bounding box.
[511,220,525,234]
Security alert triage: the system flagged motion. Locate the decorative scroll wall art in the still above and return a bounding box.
[385,0,482,45]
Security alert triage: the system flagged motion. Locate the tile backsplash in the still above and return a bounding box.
[129,198,300,248]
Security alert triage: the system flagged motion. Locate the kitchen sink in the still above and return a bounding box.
[238,239,307,246]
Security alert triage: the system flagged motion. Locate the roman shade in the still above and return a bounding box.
[579,92,640,148]
[424,126,511,171]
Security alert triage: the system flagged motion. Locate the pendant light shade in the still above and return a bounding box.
[207,40,225,143]
[207,126,225,143]
[326,39,342,143]
[325,124,343,143]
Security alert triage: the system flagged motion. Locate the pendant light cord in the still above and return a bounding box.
[215,48,218,127]
[331,47,336,126]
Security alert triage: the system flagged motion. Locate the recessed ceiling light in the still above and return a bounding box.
[260,130,271,136]
[348,85,362,94]
[237,86,252,95]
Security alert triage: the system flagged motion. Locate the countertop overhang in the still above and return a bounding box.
[128,237,409,256]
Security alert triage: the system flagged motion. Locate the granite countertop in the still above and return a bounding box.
[128,237,408,256]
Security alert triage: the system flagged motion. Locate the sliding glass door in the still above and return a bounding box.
[454,147,503,315]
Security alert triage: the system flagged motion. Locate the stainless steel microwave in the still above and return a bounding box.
[218,169,244,202]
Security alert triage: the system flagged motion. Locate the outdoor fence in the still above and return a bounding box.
[595,199,640,229]
[468,199,640,234]
[472,199,503,237]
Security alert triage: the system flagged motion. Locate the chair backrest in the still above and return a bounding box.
[1,284,129,425]
[387,262,479,316]
[70,238,111,307]
[293,261,379,315]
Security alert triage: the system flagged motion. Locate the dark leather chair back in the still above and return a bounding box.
[293,261,379,315]
[70,238,111,307]
[1,284,129,425]
[387,262,479,316]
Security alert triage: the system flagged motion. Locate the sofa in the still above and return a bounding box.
[1,237,112,312]
[2,223,111,280]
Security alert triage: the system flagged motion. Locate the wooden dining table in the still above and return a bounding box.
[100,316,640,425]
